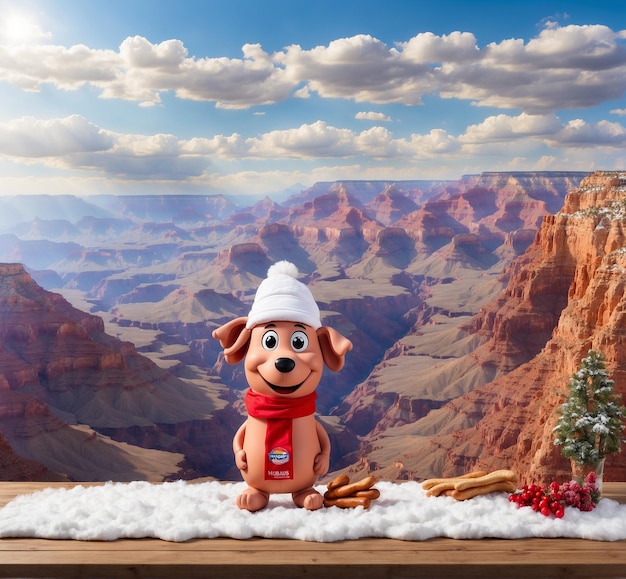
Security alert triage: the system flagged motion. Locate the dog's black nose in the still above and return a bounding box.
[275,357,295,373]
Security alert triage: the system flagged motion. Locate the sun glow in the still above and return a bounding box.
[1,11,50,45]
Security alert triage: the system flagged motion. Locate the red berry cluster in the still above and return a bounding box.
[509,482,566,518]
[509,473,599,518]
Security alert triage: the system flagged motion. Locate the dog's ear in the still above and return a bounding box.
[317,326,353,372]
[212,317,251,365]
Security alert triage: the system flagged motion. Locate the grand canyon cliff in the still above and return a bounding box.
[4,170,625,485]
[0,263,241,481]
[339,172,626,485]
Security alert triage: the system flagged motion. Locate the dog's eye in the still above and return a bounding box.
[262,330,279,351]
[291,331,309,352]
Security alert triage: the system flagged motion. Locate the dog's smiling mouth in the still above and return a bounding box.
[260,372,311,395]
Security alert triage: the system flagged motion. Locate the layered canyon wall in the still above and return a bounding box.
[359,172,626,485]
[2,170,612,484]
[0,263,240,481]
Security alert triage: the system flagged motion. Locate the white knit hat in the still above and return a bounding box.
[246,261,321,329]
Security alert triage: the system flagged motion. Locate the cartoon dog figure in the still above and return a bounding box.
[213,261,352,512]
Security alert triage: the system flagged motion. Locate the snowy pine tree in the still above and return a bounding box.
[554,350,625,465]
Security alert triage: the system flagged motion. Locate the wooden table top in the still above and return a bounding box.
[0,481,624,579]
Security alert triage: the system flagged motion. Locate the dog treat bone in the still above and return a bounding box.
[422,469,518,499]
[453,469,517,492]
[421,470,488,491]
[425,481,460,497]
[324,475,378,499]
[353,488,381,500]
[323,496,372,509]
[450,480,517,501]
[327,474,350,491]
[323,474,381,509]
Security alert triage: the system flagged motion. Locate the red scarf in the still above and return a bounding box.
[245,390,317,481]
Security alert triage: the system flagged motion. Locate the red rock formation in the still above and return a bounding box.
[414,172,626,484]
[394,172,586,255]
[0,431,62,481]
[0,263,237,481]
[285,188,383,247]
[367,186,419,226]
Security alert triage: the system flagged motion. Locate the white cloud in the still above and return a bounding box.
[185,122,456,161]
[525,24,621,66]
[180,43,294,109]
[279,34,434,105]
[451,24,626,112]
[550,119,626,147]
[0,111,624,191]
[292,85,310,99]
[355,126,402,158]
[0,116,210,179]
[0,115,113,157]
[113,133,181,156]
[70,130,211,179]
[0,37,294,108]
[461,113,562,143]
[247,121,357,158]
[183,133,249,158]
[535,155,559,170]
[0,43,119,92]
[277,24,626,113]
[610,108,626,116]
[458,112,626,150]
[0,24,625,112]
[69,151,208,179]
[408,129,461,157]
[119,36,188,68]
[400,31,480,64]
[355,111,392,122]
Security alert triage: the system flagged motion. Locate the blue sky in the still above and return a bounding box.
[0,0,625,199]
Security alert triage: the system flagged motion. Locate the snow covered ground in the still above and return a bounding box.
[0,480,624,543]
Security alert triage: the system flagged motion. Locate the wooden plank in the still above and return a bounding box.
[0,482,624,578]
[0,543,624,579]
[0,544,623,578]
[0,537,624,563]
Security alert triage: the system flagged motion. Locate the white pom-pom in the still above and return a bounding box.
[267,260,298,278]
